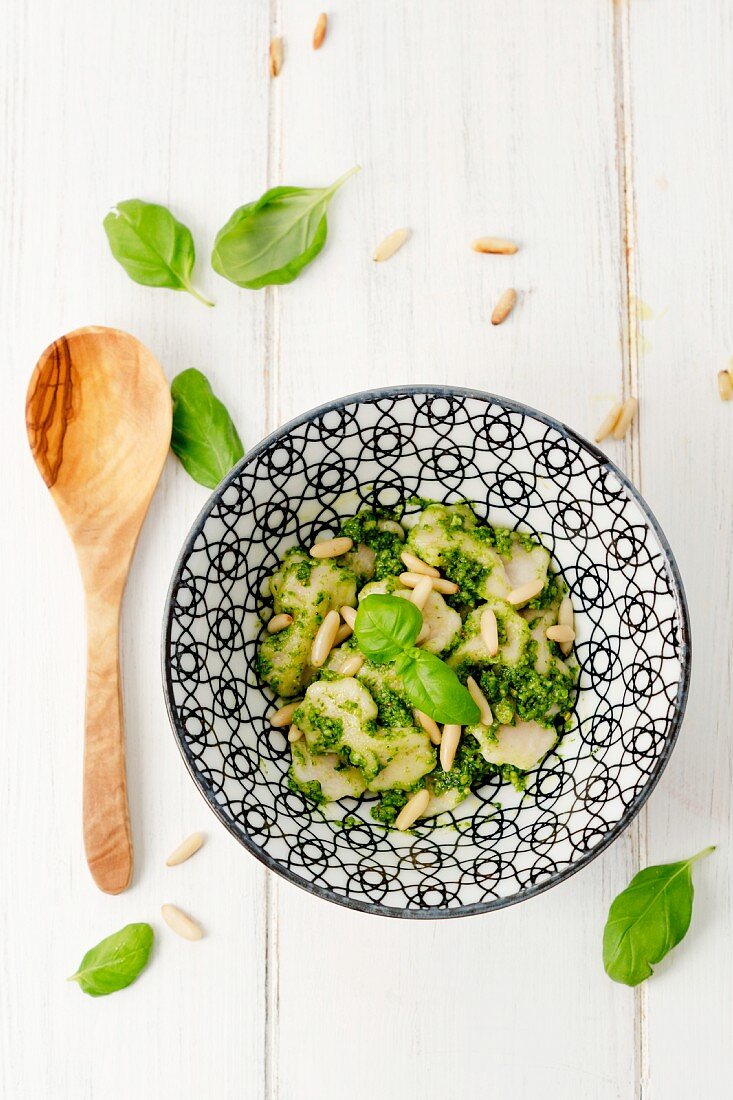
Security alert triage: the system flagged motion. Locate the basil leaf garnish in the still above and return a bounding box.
[354,594,480,724]
[103,199,213,306]
[211,167,360,289]
[354,594,422,663]
[68,923,154,997]
[399,650,480,725]
[171,369,244,489]
[603,847,715,986]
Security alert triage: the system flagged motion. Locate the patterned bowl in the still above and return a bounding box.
[162,387,690,918]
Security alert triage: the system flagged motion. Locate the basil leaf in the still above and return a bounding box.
[211,166,360,289]
[68,923,154,997]
[171,369,244,489]
[103,199,213,306]
[603,846,715,986]
[399,650,481,725]
[354,594,422,663]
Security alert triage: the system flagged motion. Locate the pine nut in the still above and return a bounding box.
[267,613,293,634]
[340,605,357,628]
[334,623,353,645]
[594,401,623,443]
[440,724,462,771]
[165,832,204,867]
[310,536,353,559]
[718,370,733,401]
[471,237,518,255]
[340,654,364,677]
[558,596,574,628]
[546,624,575,645]
[269,37,283,77]
[466,676,493,726]
[410,576,434,610]
[491,288,517,325]
[399,571,427,587]
[414,708,442,745]
[507,578,545,606]
[399,572,459,595]
[400,551,439,577]
[288,724,303,743]
[394,788,430,831]
[415,623,432,646]
[480,607,499,656]
[430,577,459,595]
[611,396,638,440]
[373,228,410,262]
[558,596,574,656]
[270,699,303,727]
[377,519,406,540]
[310,610,341,667]
[161,904,203,941]
[312,12,327,49]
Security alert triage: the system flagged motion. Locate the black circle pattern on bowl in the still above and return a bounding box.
[163,387,690,919]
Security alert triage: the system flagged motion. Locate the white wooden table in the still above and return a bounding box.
[2,2,731,1097]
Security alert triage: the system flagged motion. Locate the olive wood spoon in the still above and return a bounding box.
[26,327,171,894]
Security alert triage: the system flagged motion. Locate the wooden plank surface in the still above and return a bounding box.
[0,2,271,1097]
[272,3,636,1099]
[626,1,733,1096]
[1,0,731,1097]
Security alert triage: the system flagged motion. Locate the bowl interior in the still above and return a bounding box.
[163,388,689,917]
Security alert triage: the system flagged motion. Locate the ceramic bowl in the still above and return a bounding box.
[162,387,690,918]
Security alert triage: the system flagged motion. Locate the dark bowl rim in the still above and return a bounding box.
[161,384,691,920]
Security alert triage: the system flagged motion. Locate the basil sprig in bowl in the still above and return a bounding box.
[162,387,690,918]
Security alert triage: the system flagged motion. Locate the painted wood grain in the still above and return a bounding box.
[0,0,270,1096]
[627,1,733,1096]
[271,3,637,1098]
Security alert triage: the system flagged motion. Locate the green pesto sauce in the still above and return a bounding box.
[287,772,327,806]
[368,684,414,728]
[256,652,274,680]
[293,707,344,751]
[406,494,438,511]
[527,570,566,611]
[430,736,527,796]
[294,559,314,584]
[340,508,404,580]
[441,548,490,602]
[264,500,577,825]
[476,641,575,729]
[371,789,409,825]
[314,668,341,683]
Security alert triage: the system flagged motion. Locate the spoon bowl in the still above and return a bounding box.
[26,326,171,893]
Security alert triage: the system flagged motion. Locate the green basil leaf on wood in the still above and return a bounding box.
[171,369,244,489]
[103,199,213,306]
[603,846,715,986]
[68,923,154,997]
[354,594,422,663]
[399,649,481,725]
[211,166,360,289]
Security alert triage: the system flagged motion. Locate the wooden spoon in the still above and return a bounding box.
[26,327,172,894]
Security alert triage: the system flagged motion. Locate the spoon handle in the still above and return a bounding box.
[83,590,133,894]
